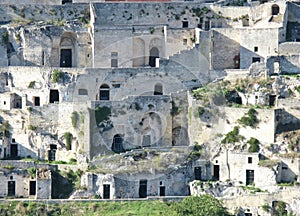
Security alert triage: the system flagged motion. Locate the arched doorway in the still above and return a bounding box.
[112,134,124,153]
[99,84,110,100]
[154,83,163,95]
[149,47,159,67]
[59,32,76,68]
[172,127,189,146]
[272,5,280,16]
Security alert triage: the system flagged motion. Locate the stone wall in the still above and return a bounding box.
[0,0,61,5]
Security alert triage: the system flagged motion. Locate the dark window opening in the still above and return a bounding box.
[272,5,280,16]
[159,186,165,196]
[246,170,254,185]
[12,138,15,143]
[48,144,57,161]
[248,157,252,164]
[269,95,276,106]
[149,47,159,67]
[112,134,124,153]
[154,83,163,95]
[7,181,15,196]
[254,47,258,52]
[60,49,72,67]
[4,101,6,105]
[78,89,88,95]
[183,39,187,45]
[100,84,110,100]
[103,184,110,199]
[49,90,59,103]
[245,213,252,216]
[182,21,189,28]
[10,144,17,158]
[139,180,147,198]
[194,167,202,180]
[112,84,121,88]
[204,21,210,31]
[111,52,118,67]
[252,57,260,63]
[213,165,220,180]
[62,0,72,4]
[34,97,40,106]
[234,55,240,69]
[29,181,36,196]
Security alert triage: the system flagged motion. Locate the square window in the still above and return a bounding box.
[254,47,258,52]
[182,21,189,28]
[248,157,252,164]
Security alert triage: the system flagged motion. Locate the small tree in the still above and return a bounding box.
[173,195,230,216]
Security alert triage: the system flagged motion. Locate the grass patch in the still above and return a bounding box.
[258,159,279,168]
[0,201,177,215]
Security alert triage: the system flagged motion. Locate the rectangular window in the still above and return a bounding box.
[182,21,189,28]
[183,39,187,45]
[252,57,260,63]
[254,47,258,52]
[111,52,118,67]
[248,157,252,164]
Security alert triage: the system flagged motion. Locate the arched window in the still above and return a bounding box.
[272,5,280,16]
[154,83,163,95]
[112,134,124,153]
[149,47,159,67]
[99,84,110,100]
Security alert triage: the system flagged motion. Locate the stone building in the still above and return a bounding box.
[0,2,298,213]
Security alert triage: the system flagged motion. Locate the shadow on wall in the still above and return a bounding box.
[275,109,300,134]
[211,30,264,70]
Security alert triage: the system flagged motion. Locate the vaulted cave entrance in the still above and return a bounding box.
[272,5,280,16]
[213,165,220,180]
[29,181,36,196]
[7,181,15,196]
[49,90,59,103]
[10,144,18,158]
[103,184,110,199]
[111,134,124,153]
[139,180,147,198]
[246,170,254,185]
[194,167,202,180]
[149,47,159,67]
[48,144,57,161]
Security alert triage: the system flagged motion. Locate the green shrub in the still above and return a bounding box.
[247,137,260,153]
[71,111,78,128]
[27,167,36,178]
[173,195,230,216]
[1,31,9,45]
[52,69,63,83]
[64,132,73,150]
[221,126,244,144]
[95,106,111,126]
[262,204,270,212]
[238,108,258,127]
[28,125,37,131]
[28,81,35,88]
